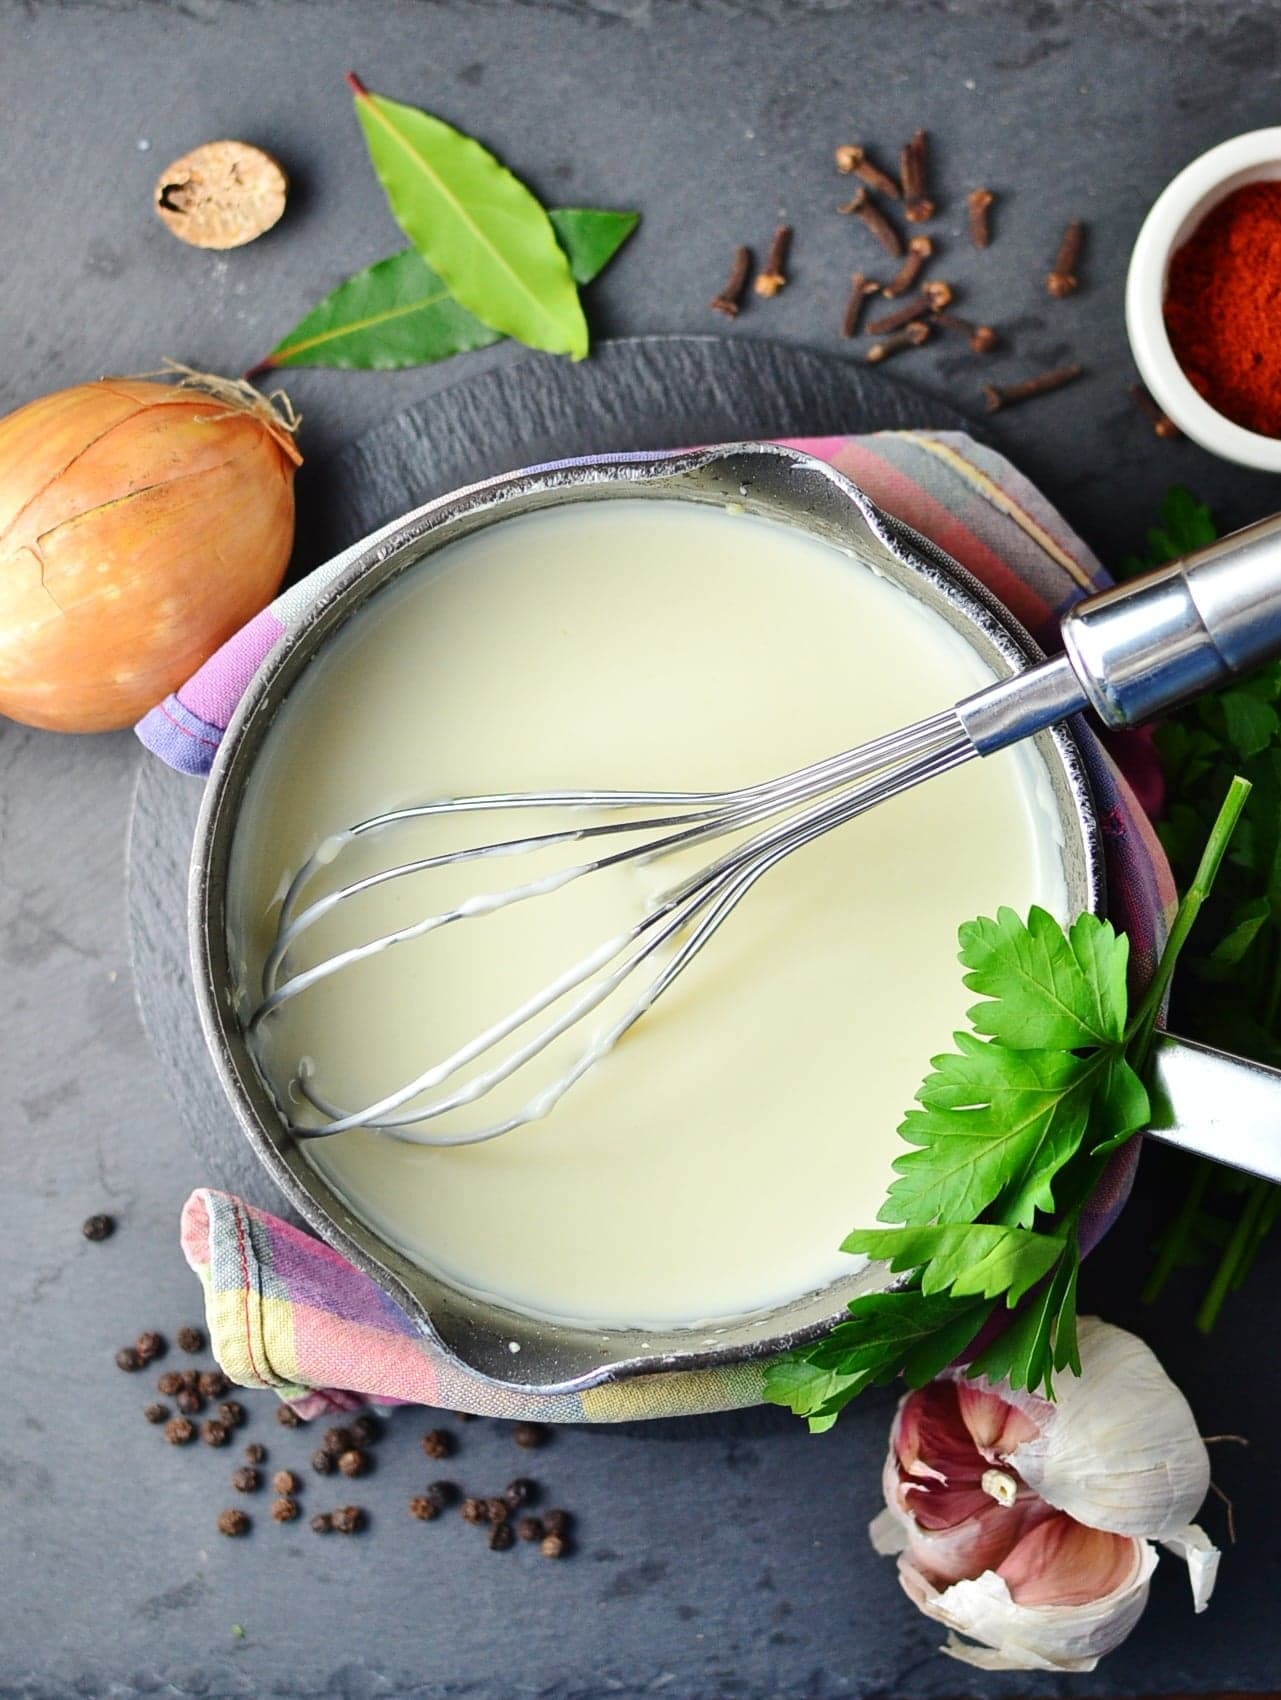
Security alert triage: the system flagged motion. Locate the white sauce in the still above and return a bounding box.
[228,499,1067,1328]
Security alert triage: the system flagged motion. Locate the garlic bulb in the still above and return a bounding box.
[871,1317,1219,1672]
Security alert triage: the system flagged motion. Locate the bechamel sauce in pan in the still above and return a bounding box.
[228,498,1066,1328]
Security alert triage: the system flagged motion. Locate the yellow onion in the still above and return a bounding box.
[0,367,300,732]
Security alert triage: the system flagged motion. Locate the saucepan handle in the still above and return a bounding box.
[1147,1032,1281,1184]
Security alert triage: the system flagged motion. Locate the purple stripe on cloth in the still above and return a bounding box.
[266,1220,421,1335]
[136,608,286,775]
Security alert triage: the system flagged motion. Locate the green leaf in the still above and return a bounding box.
[843,1224,1064,1306]
[258,210,638,372]
[1088,1053,1151,1156]
[1210,896,1272,965]
[1221,691,1281,762]
[958,906,1130,1049]
[1148,486,1217,561]
[348,75,589,358]
[968,1242,1080,1396]
[761,1357,867,1419]
[885,1034,1093,1228]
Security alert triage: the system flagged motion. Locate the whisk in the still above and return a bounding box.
[248,515,1281,1146]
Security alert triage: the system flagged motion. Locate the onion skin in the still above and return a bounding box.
[0,376,299,732]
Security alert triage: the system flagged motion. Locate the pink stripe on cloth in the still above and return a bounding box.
[178,607,287,725]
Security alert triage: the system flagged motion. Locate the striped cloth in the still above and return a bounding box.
[155,432,1176,1420]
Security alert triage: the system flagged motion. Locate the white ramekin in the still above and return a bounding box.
[1126,127,1281,472]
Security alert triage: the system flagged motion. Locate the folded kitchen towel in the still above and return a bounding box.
[157,431,1175,1420]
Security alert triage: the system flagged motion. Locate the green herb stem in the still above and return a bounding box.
[1196,1177,1270,1333]
[1142,1157,1213,1305]
[1127,775,1253,1073]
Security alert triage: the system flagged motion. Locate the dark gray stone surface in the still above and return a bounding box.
[2,2,1280,1695]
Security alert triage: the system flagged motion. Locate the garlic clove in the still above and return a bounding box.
[996,1513,1142,1607]
[1004,1318,1209,1539]
[958,1317,1210,1540]
[897,1537,1159,1673]
[876,1449,1057,1589]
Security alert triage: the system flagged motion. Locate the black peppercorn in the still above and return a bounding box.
[164,1416,195,1445]
[217,1508,250,1537]
[135,1331,166,1364]
[175,1388,204,1416]
[460,1498,488,1525]
[271,1496,299,1523]
[486,1497,510,1525]
[232,1466,260,1494]
[199,1370,230,1400]
[540,1532,568,1559]
[311,1449,335,1475]
[310,1512,333,1533]
[421,1428,453,1460]
[244,1442,266,1464]
[177,1325,205,1354]
[115,1346,142,1373]
[156,1370,183,1396]
[408,1493,441,1521]
[81,1213,115,1241]
[348,1414,380,1447]
[503,1477,536,1510]
[179,1369,201,1393]
[218,1400,246,1429]
[542,1508,570,1538]
[512,1421,548,1449]
[272,1470,300,1495]
[321,1426,351,1454]
[143,1402,169,1425]
[488,1521,514,1551]
[276,1405,302,1428]
[202,1419,230,1447]
[517,1515,544,1543]
[426,1479,458,1506]
[331,1505,364,1534]
[337,1449,368,1478]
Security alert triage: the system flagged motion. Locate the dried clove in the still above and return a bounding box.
[932,310,999,353]
[710,245,752,318]
[883,235,933,298]
[754,224,792,297]
[900,129,934,223]
[967,188,994,249]
[840,272,880,338]
[865,322,932,363]
[865,281,952,337]
[1046,219,1084,297]
[839,186,904,259]
[834,143,901,199]
[1128,380,1181,439]
[982,364,1083,411]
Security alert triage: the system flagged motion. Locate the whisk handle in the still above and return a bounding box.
[1061,511,1281,728]
[959,511,1281,755]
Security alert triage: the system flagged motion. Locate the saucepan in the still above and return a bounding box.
[189,443,1281,1397]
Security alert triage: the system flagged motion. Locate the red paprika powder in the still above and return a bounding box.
[1164,180,1281,437]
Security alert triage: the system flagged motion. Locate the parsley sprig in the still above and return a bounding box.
[765,776,1250,1432]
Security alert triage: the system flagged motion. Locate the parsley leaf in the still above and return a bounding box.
[764,780,1249,1424]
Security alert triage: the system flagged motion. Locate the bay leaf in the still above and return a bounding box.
[256,210,638,373]
[349,75,588,359]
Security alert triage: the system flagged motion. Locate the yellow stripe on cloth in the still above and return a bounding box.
[579,1359,769,1422]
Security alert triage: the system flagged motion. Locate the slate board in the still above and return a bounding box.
[127,333,979,1213]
